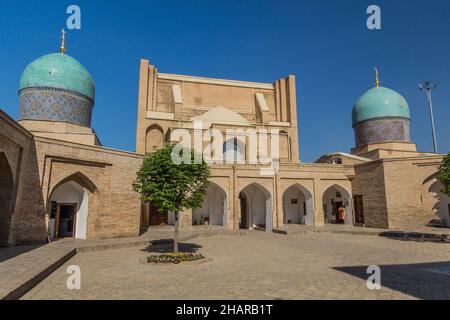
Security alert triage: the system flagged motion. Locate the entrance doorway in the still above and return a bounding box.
[149,204,168,226]
[239,193,248,229]
[282,184,314,226]
[239,183,272,231]
[0,152,14,246]
[49,177,91,240]
[55,204,77,238]
[332,201,344,224]
[322,185,353,225]
[193,182,228,227]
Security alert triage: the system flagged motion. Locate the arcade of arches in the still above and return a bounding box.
[1,55,450,247]
[143,178,359,231]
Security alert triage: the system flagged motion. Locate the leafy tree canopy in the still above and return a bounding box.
[133,144,211,214]
[438,152,450,197]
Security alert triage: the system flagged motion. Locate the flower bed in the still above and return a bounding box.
[147,252,205,264]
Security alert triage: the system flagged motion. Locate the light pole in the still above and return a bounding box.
[419,81,438,153]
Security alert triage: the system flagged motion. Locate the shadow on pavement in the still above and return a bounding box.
[334,261,450,300]
[142,241,203,254]
[0,244,44,263]
[380,231,450,243]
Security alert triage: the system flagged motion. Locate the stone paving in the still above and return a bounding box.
[0,227,240,299]
[22,231,450,300]
[0,243,76,300]
[0,244,43,263]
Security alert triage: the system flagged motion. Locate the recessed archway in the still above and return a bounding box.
[193,182,228,227]
[0,152,14,246]
[145,124,165,154]
[239,183,272,232]
[283,184,314,226]
[322,184,353,225]
[48,172,97,240]
[223,138,245,164]
[428,180,450,227]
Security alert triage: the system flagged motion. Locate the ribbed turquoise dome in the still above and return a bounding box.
[19,53,95,99]
[352,86,410,127]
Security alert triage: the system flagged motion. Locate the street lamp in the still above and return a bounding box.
[418,81,439,153]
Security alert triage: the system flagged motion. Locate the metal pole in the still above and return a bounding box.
[425,88,438,153]
[419,82,439,154]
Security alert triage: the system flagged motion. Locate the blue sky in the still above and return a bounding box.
[0,0,448,162]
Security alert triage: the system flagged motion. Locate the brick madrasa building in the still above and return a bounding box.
[0,35,448,246]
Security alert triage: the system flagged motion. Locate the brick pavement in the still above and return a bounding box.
[22,232,450,300]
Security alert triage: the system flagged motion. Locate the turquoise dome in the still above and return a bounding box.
[19,53,95,99]
[352,86,410,127]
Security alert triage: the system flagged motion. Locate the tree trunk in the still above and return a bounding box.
[174,212,179,253]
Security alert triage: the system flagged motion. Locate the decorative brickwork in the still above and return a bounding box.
[19,87,94,127]
[354,117,410,147]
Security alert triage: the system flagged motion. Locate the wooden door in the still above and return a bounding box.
[149,205,168,226]
[55,204,77,238]
[240,194,248,229]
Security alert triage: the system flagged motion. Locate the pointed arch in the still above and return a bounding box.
[51,171,97,196]
[322,184,353,225]
[239,182,273,232]
[145,124,165,153]
[193,181,229,227]
[223,138,246,163]
[283,183,314,226]
[426,178,450,227]
[423,172,439,187]
[48,172,98,240]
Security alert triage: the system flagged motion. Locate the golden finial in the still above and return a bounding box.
[374,67,380,88]
[60,29,66,54]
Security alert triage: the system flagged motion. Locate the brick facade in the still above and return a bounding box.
[0,58,447,246]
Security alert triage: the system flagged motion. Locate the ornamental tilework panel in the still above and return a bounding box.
[19,87,94,127]
[354,117,411,147]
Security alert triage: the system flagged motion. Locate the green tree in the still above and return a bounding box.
[438,152,450,197]
[133,144,210,252]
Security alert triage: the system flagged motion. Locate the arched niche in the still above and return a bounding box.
[239,183,273,232]
[145,124,165,154]
[283,184,314,226]
[428,180,450,227]
[223,138,246,164]
[322,184,353,225]
[193,182,228,227]
[48,172,98,240]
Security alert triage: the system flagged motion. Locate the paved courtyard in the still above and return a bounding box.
[22,232,450,300]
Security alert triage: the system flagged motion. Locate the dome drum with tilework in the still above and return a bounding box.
[352,86,411,147]
[19,53,95,127]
